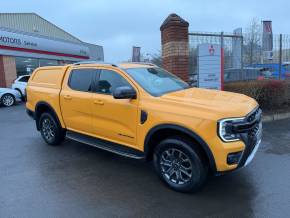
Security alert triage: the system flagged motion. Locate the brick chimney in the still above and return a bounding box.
[160,14,189,82]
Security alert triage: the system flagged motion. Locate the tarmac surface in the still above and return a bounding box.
[1,104,290,218]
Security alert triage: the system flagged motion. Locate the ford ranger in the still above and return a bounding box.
[26,62,262,192]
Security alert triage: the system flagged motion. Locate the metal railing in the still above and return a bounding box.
[188,31,290,82]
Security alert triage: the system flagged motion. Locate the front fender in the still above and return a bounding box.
[144,124,217,172]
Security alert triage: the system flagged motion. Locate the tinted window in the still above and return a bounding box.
[19,76,30,82]
[97,70,132,95]
[69,69,94,92]
[125,67,189,96]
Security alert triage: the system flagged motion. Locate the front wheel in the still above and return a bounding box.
[1,94,15,107]
[154,136,208,193]
[39,113,66,146]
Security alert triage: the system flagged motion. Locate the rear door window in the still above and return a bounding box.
[69,69,95,92]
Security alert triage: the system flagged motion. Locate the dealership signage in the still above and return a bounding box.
[0,29,89,60]
[197,44,222,90]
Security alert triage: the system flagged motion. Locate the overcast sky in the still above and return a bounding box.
[1,0,290,62]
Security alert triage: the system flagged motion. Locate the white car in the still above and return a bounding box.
[0,88,22,107]
[11,75,30,100]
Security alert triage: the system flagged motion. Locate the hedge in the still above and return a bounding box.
[224,80,290,111]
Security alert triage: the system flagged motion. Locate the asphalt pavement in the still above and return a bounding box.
[0,104,290,218]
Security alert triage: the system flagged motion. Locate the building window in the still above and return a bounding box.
[15,57,39,76]
[15,57,67,77]
[39,59,58,67]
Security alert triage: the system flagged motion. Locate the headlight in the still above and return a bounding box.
[218,117,245,142]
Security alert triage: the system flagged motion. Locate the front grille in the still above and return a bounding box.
[247,107,260,123]
[232,107,262,134]
[237,107,262,167]
[249,123,260,138]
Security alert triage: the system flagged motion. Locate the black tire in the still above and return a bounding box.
[153,136,208,193]
[1,94,15,107]
[39,112,66,146]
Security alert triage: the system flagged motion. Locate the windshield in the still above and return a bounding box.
[125,67,189,96]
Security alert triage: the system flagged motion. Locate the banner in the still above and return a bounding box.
[132,46,141,62]
[232,28,242,68]
[262,21,273,52]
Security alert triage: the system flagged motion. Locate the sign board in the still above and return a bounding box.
[197,44,222,90]
[0,28,90,60]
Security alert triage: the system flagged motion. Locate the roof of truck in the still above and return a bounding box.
[119,63,156,69]
[69,61,156,69]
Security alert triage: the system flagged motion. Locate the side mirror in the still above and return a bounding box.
[113,86,136,99]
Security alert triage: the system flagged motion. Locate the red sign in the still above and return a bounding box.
[209,45,215,55]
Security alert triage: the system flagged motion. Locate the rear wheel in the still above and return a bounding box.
[154,136,208,193]
[39,113,66,146]
[1,94,15,107]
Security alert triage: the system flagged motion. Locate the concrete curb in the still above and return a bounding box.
[262,112,290,122]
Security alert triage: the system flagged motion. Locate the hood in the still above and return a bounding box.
[0,88,12,92]
[0,88,19,96]
[160,88,258,119]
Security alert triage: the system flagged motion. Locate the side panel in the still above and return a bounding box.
[26,66,69,128]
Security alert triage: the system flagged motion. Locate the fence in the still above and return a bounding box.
[188,31,290,84]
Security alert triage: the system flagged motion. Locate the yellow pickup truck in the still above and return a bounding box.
[26,62,262,192]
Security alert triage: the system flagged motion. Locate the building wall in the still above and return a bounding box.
[0,56,6,87]
[84,43,104,61]
[0,56,16,87]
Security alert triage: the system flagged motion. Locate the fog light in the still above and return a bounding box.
[227,152,242,165]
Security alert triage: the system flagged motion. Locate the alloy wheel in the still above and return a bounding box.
[160,148,193,185]
[42,118,56,142]
[2,94,14,107]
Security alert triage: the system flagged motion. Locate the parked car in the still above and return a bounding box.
[248,63,290,80]
[26,62,262,193]
[0,88,22,107]
[11,75,30,100]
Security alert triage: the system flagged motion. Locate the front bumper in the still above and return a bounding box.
[213,107,262,173]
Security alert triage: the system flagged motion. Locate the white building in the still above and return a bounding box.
[0,13,104,87]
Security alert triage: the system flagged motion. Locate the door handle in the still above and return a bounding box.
[64,95,72,100]
[94,100,104,105]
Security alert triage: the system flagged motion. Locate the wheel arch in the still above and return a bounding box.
[14,88,23,96]
[35,101,63,131]
[144,124,217,172]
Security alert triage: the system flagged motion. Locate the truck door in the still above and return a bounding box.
[60,68,97,134]
[91,68,138,148]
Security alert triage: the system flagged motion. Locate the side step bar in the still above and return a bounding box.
[66,131,145,160]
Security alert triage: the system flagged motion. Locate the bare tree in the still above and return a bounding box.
[147,51,162,67]
[244,18,262,65]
